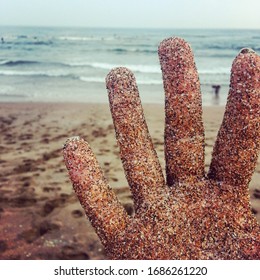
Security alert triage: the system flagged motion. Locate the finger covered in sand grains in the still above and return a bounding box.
[208,48,260,187]
[106,67,168,212]
[158,37,205,186]
[63,136,129,247]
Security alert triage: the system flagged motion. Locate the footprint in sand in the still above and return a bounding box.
[18,133,33,141]
[253,189,260,199]
[41,194,70,216]
[111,177,118,182]
[42,186,56,193]
[92,128,107,138]
[13,159,41,174]
[42,149,61,161]
[71,209,84,218]
[58,245,89,260]
[9,195,37,208]
[18,221,61,243]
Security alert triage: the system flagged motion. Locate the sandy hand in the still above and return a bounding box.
[63,37,260,259]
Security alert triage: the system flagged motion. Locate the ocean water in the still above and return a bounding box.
[0,26,259,105]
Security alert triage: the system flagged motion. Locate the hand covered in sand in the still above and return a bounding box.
[63,38,260,259]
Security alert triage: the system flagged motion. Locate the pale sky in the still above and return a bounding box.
[0,0,260,29]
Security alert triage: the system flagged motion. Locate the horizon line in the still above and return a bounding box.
[0,24,260,31]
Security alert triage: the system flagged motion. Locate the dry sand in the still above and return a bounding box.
[0,102,259,259]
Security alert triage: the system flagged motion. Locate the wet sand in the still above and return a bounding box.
[0,102,259,259]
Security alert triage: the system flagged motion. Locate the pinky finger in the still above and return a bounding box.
[208,49,260,187]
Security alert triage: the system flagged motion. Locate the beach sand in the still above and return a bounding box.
[0,102,259,260]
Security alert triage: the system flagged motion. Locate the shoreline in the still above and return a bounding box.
[0,82,230,106]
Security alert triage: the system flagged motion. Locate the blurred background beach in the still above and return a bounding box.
[0,26,260,260]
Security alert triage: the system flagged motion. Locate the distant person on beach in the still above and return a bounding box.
[1,37,4,43]
[212,84,221,96]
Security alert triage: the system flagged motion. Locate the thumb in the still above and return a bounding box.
[63,136,130,246]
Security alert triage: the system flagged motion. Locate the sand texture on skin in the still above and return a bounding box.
[0,102,259,259]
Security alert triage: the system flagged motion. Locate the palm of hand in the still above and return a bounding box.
[63,38,260,259]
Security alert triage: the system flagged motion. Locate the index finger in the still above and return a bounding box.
[106,67,168,212]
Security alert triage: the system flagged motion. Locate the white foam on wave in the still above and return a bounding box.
[58,36,115,42]
[59,36,96,41]
[0,69,73,78]
[79,76,104,83]
[0,60,10,65]
[68,61,161,73]
[137,79,162,85]
[80,76,162,85]
[198,67,230,75]
[70,62,230,75]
